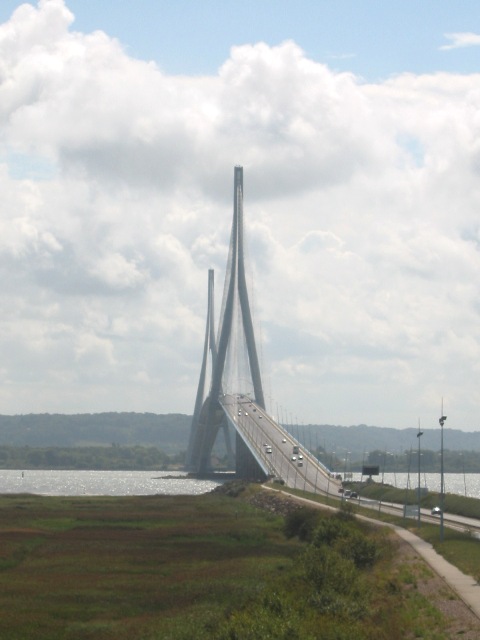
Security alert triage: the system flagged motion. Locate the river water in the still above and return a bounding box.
[0,469,479,499]
[0,470,223,497]
[348,472,480,499]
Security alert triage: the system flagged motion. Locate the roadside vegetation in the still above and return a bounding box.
[283,479,480,585]
[344,480,480,582]
[0,484,475,639]
[346,480,480,520]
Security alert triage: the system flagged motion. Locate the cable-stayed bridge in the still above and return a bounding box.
[186,167,338,494]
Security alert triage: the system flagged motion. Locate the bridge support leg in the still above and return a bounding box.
[235,433,267,481]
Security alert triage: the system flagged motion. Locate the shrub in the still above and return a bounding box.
[311,515,380,569]
[284,507,320,541]
[302,545,358,595]
[336,528,378,569]
[311,516,343,547]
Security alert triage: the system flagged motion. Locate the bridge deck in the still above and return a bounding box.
[220,394,341,494]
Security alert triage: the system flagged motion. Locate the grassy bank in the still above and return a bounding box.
[345,481,480,582]
[280,481,480,584]
[349,480,480,520]
[0,487,476,639]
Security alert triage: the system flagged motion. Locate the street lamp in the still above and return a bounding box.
[361,451,368,484]
[417,427,423,527]
[439,412,447,542]
[343,452,350,481]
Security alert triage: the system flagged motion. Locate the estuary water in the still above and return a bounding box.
[0,470,224,497]
[1,469,479,499]
[348,472,480,500]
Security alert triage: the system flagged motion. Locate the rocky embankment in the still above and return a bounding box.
[212,480,300,517]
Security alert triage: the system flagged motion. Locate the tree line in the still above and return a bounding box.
[0,445,185,470]
[315,447,480,473]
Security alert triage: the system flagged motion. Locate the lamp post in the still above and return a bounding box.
[439,411,447,542]
[403,447,412,521]
[361,450,368,485]
[417,426,423,528]
[343,451,350,481]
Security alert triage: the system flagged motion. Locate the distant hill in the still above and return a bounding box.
[297,423,480,460]
[0,413,477,460]
[0,413,191,453]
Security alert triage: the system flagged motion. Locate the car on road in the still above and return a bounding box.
[282,438,287,443]
[266,446,272,454]
[291,456,297,462]
[431,506,442,515]
[297,460,303,467]
[298,455,303,460]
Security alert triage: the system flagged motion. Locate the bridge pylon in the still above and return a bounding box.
[186,166,266,476]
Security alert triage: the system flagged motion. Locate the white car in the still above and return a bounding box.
[282,438,287,443]
[291,456,297,461]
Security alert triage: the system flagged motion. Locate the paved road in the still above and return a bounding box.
[221,394,341,495]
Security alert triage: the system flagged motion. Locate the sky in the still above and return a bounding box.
[0,0,480,433]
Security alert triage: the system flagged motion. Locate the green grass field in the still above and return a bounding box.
[0,488,475,639]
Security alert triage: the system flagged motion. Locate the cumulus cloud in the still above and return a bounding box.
[0,1,479,430]
[440,32,480,50]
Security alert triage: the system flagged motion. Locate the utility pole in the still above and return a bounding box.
[439,399,447,542]
[417,422,423,528]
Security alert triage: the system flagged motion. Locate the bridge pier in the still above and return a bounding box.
[186,167,266,475]
[235,433,268,481]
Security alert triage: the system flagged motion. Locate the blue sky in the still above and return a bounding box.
[2,1,480,79]
[1,1,480,433]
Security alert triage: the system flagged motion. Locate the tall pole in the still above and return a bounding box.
[417,421,423,528]
[344,451,350,481]
[404,447,412,521]
[439,399,447,542]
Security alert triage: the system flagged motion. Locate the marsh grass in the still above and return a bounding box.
[0,490,468,639]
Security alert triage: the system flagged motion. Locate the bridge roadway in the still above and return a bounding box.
[220,394,341,494]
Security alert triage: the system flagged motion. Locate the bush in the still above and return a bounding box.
[312,516,343,547]
[284,507,320,541]
[302,545,358,595]
[311,514,380,569]
[336,528,378,569]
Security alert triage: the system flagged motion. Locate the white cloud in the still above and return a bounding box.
[0,1,480,430]
[440,32,480,50]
